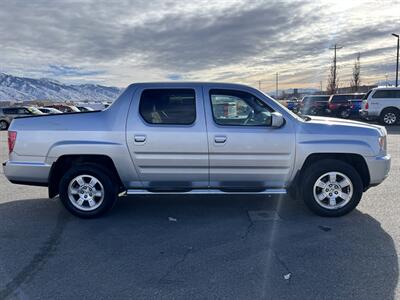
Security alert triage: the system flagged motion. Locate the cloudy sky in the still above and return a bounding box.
[0,0,399,91]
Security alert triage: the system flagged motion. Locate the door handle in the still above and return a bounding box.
[134,135,146,143]
[214,136,227,143]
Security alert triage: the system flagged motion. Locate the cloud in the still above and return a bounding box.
[0,0,399,89]
[46,65,105,77]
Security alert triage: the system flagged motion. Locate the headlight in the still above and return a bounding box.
[378,135,387,151]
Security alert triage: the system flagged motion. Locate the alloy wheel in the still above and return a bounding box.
[313,172,353,210]
[67,175,104,211]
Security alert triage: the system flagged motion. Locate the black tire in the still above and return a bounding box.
[302,159,363,217]
[59,163,118,218]
[338,109,350,119]
[379,108,400,126]
[0,120,9,130]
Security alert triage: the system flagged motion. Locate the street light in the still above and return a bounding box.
[392,33,399,87]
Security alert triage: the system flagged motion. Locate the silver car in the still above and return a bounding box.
[3,82,391,218]
[0,106,43,130]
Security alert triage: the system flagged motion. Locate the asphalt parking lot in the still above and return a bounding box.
[0,127,399,300]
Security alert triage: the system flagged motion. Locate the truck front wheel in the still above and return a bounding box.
[59,164,118,218]
[302,159,363,217]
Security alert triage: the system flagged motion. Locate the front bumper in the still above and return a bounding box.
[3,160,50,186]
[365,154,391,186]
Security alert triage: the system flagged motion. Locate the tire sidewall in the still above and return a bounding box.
[302,160,363,217]
[59,164,118,218]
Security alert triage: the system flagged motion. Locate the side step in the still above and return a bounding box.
[126,188,287,195]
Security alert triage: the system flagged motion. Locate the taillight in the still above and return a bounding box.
[8,131,17,154]
[365,102,369,109]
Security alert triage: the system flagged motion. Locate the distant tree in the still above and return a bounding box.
[351,53,361,92]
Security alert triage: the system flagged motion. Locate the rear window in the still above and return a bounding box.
[302,96,329,103]
[372,90,400,99]
[139,89,196,125]
[331,95,352,103]
[363,90,372,100]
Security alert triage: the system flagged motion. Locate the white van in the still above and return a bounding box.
[360,87,400,125]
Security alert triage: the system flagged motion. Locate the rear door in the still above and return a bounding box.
[203,86,295,190]
[126,85,209,190]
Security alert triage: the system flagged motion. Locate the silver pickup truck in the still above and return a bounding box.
[3,82,391,218]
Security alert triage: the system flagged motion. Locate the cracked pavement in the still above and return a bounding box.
[0,128,399,299]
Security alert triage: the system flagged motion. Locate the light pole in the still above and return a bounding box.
[392,33,399,87]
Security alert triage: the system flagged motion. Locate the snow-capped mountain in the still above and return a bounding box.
[0,73,123,102]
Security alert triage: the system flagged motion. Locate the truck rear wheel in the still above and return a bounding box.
[380,108,399,125]
[302,159,363,217]
[59,164,118,218]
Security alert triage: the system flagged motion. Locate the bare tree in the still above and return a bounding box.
[327,64,338,94]
[351,53,361,92]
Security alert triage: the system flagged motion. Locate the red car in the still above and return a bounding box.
[326,93,365,118]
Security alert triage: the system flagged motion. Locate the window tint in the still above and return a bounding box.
[2,108,18,114]
[210,89,272,126]
[139,89,196,125]
[372,90,400,99]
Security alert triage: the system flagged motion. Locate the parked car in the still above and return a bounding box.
[347,98,364,118]
[3,82,390,218]
[38,107,63,114]
[0,106,43,130]
[326,93,365,118]
[285,99,300,112]
[360,87,400,125]
[298,95,330,115]
[46,104,80,113]
[76,106,95,112]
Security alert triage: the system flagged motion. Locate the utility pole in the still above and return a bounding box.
[392,33,399,87]
[320,81,323,92]
[275,72,279,99]
[328,44,342,94]
[258,80,261,90]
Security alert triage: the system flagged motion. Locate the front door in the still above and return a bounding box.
[203,86,295,190]
[126,86,209,190]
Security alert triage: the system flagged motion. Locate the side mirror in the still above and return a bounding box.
[271,112,285,128]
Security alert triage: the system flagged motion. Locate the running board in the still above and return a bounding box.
[126,188,287,195]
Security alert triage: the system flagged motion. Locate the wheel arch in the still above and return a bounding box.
[48,154,124,198]
[380,106,400,114]
[293,153,370,192]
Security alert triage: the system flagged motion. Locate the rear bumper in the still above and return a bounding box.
[2,160,50,186]
[359,110,378,120]
[365,155,391,186]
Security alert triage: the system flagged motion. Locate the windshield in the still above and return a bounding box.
[260,91,306,121]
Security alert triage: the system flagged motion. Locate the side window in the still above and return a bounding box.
[139,89,196,125]
[210,89,272,126]
[372,90,398,98]
[3,108,17,114]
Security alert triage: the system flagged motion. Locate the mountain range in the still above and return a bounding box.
[0,73,123,102]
